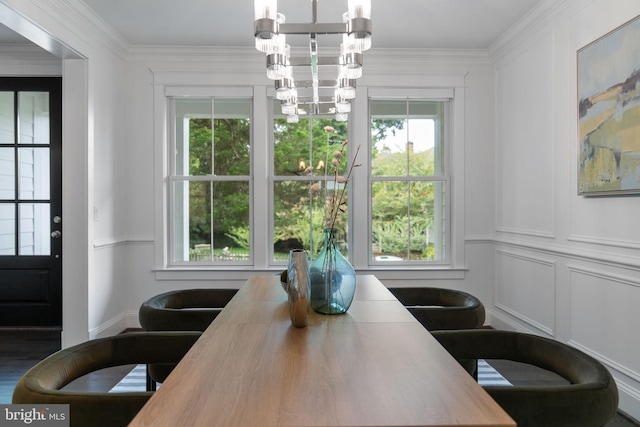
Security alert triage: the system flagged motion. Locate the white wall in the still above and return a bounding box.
[0,0,129,345]
[492,0,640,419]
[5,0,639,420]
[116,48,497,324]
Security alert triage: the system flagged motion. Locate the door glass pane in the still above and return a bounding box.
[0,92,14,144]
[0,204,15,255]
[18,203,50,255]
[19,92,50,145]
[18,147,50,199]
[0,148,14,199]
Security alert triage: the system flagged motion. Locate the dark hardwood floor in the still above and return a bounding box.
[1,330,638,426]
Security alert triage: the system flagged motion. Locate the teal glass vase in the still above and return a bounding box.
[309,228,356,314]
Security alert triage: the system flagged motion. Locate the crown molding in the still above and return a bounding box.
[489,0,574,63]
[126,44,490,65]
[56,0,129,59]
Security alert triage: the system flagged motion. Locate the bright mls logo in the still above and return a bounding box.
[0,405,69,426]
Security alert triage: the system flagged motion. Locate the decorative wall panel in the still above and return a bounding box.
[569,266,640,381]
[495,249,555,334]
[495,31,555,238]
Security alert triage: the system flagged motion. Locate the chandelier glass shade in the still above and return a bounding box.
[254,0,372,122]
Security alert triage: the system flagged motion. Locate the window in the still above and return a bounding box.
[369,99,449,264]
[271,100,351,263]
[157,81,463,275]
[168,97,251,265]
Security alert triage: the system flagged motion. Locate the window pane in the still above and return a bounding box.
[273,103,351,262]
[372,100,444,178]
[371,100,408,177]
[172,180,249,262]
[372,181,409,260]
[430,181,447,261]
[409,181,445,261]
[0,148,14,199]
[175,98,211,176]
[272,179,349,262]
[371,180,446,262]
[18,147,50,200]
[273,180,317,261]
[18,203,50,255]
[213,99,251,176]
[407,119,436,177]
[273,103,348,177]
[0,92,14,144]
[409,101,444,176]
[174,98,251,177]
[19,92,50,145]
[0,203,15,255]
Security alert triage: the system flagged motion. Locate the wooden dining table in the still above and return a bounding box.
[128,275,515,427]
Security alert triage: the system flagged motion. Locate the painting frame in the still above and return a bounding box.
[577,14,640,196]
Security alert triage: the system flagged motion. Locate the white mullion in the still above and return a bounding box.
[253,86,269,268]
[351,86,369,268]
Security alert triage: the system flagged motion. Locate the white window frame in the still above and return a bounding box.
[167,96,253,267]
[152,79,465,281]
[368,97,450,266]
[349,87,466,277]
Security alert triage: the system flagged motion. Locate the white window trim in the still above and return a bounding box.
[166,97,253,267]
[152,76,465,280]
[349,87,466,274]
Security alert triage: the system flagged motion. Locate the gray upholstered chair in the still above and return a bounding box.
[138,288,237,389]
[139,288,238,332]
[432,329,619,427]
[12,332,200,427]
[389,287,485,330]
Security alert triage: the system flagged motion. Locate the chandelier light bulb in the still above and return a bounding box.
[335,90,351,113]
[348,0,371,19]
[255,14,285,53]
[281,103,297,115]
[345,0,372,52]
[275,78,295,100]
[255,0,278,20]
[335,112,348,122]
[266,43,291,79]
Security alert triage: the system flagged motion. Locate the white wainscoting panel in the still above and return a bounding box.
[569,266,640,382]
[494,30,555,239]
[495,249,555,335]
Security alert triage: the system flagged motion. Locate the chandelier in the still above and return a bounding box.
[254,0,372,123]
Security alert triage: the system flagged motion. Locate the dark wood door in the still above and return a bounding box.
[0,77,62,327]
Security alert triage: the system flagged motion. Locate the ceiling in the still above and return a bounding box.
[1,0,544,51]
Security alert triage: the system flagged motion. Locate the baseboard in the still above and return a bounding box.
[616,378,640,424]
[90,311,140,339]
[486,309,544,335]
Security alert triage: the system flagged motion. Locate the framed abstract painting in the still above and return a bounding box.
[577,14,640,195]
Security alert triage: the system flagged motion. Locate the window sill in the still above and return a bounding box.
[153,266,466,282]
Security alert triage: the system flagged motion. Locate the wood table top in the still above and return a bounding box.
[129,275,515,427]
